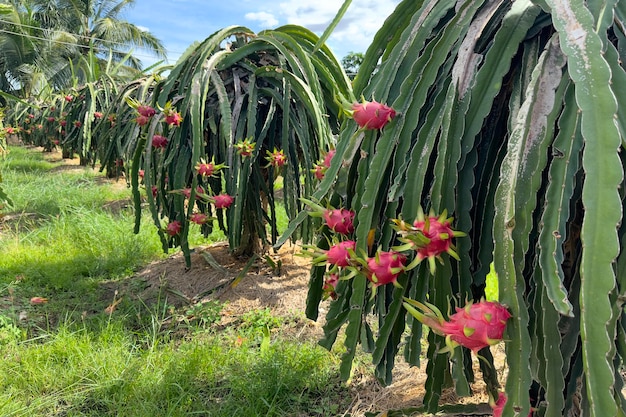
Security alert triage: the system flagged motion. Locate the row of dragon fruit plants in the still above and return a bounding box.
[5,0,626,415]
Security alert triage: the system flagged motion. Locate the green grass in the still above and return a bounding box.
[0,146,350,417]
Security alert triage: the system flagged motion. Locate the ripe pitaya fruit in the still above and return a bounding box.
[30,296,48,305]
[59,120,67,127]
[392,208,465,274]
[135,115,150,126]
[212,193,234,209]
[403,299,511,353]
[47,117,55,122]
[164,110,182,126]
[137,105,156,118]
[93,112,103,119]
[366,251,406,287]
[325,240,356,267]
[323,149,336,168]
[64,95,73,102]
[312,163,325,180]
[196,162,215,176]
[151,134,168,148]
[352,99,397,130]
[190,213,210,225]
[323,208,355,235]
[490,392,507,417]
[322,273,340,300]
[165,220,182,236]
[73,121,82,128]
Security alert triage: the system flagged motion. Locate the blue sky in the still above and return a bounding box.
[123,0,402,68]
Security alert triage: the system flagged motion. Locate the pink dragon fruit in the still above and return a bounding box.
[366,251,406,287]
[322,273,340,300]
[135,114,150,126]
[212,193,234,209]
[266,148,287,168]
[403,299,511,353]
[323,149,336,168]
[196,161,215,176]
[323,208,355,235]
[325,240,356,267]
[137,105,156,118]
[491,392,507,417]
[392,208,465,274]
[73,121,82,128]
[164,110,182,126]
[352,99,397,130]
[312,163,325,180]
[64,95,73,102]
[190,213,210,225]
[93,112,103,119]
[30,296,48,305]
[151,134,168,149]
[165,220,182,236]
[47,117,55,122]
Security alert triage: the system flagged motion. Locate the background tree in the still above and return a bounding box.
[341,51,363,80]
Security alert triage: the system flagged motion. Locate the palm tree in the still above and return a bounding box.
[0,2,46,97]
[0,0,166,95]
[31,0,166,70]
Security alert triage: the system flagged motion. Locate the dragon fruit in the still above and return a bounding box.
[47,117,55,122]
[403,299,511,353]
[151,134,168,148]
[190,213,210,225]
[137,105,156,118]
[73,121,82,128]
[235,137,255,157]
[135,114,150,126]
[212,193,234,209]
[491,392,507,417]
[366,251,406,287]
[266,148,287,168]
[322,273,340,300]
[325,240,356,267]
[165,220,182,236]
[323,149,336,168]
[323,208,355,235]
[392,208,465,274]
[163,107,182,126]
[352,99,397,130]
[312,163,325,180]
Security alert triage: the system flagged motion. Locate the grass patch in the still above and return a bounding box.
[0,321,348,417]
[0,146,350,417]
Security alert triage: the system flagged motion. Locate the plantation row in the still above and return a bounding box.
[3,0,626,415]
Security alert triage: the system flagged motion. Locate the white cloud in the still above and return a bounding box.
[273,0,401,55]
[245,11,279,27]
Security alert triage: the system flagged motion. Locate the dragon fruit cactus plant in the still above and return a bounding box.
[403,298,511,354]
